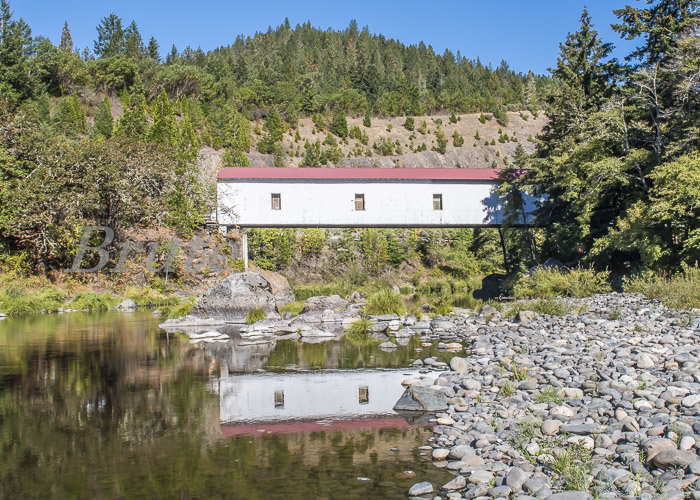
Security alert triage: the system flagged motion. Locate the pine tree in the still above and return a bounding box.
[148,90,177,144]
[94,13,125,57]
[59,21,73,53]
[115,82,148,138]
[147,36,160,61]
[93,97,113,139]
[166,44,178,64]
[330,109,348,138]
[124,21,144,59]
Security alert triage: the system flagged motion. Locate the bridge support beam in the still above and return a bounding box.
[241,229,249,272]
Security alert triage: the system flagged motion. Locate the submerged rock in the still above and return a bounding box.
[393,385,448,411]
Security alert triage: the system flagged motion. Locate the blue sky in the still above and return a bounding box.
[14,0,638,75]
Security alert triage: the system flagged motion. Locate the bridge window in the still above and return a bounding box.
[355,194,365,211]
[433,194,443,210]
[271,193,281,210]
[359,386,369,405]
[274,390,284,409]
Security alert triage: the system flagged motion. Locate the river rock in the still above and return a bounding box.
[408,482,433,496]
[505,466,530,491]
[449,356,469,373]
[190,272,277,322]
[544,493,592,500]
[442,475,466,490]
[682,394,700,407]
[251,265,295,306]
[115,299,136,312]
[642,437,678,461]
[652,450,698,469]
[393,386,448,411]
[302,295,348,313]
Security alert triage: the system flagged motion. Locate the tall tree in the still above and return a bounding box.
[124,20,144,59]
[94,13,125,57]
[147,36,160,62]
[0,0,35,103]
[59,21,72,53]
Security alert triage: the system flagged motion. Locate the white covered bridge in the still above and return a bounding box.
[216,167,537,269]
[217,167,536,228]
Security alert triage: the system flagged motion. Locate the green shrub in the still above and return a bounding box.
[166,297,197,319]
[403,116,414,131]
[246,307,266,324]
[347,317,372,341]
[125,286,180,307]
[513,268,611,299]
[624,264,700,309]
[364,289,405,315]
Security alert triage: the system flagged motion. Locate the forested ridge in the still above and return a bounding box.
[0,0,697,279]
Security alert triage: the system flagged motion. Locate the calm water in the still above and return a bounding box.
[0,312,456,499]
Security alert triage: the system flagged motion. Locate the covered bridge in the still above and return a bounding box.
[216,167,537,270]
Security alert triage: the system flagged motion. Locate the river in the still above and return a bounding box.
[0,311,457,499]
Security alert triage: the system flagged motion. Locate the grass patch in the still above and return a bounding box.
[245,307,266,324]
[499,379,514,397]
[535,386,564,404]
[278,300,305,316]
[124,286,180,308]
[346,317,373,341]
[513,268,611,299]
[364,289,406,315]
[624,263,700,309]
[552,443,594,492]
[165,297,197,319]
[68,292,118,311]
[506,299,573,317]
[0,281,67,315]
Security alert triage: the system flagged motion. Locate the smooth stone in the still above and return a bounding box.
[682,394,700,407]
[450,356,469,373]
[432,448,450,460]
[442,475,466,491]
[541,420,561,436]
[642,437,678,461]
[489,485,513,497]
[680,435,696,451]
[409,482,434,496]
[652,450,698,469]
[505,467,530,491]
[544,493,592,500]
[468,470,494,483]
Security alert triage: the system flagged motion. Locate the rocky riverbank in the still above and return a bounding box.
[403,293,700,499]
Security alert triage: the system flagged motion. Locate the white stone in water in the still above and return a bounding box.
[432,448,450,460]
[408,482,433,496]
[437,417,455,426]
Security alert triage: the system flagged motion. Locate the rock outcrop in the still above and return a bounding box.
[189,272,277,322]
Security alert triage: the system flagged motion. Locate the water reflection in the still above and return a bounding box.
[212,369,422,426]
[0,312,453,499]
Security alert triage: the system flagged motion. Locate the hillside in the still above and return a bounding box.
[195,111,547,185]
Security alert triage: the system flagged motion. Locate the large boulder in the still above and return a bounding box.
[302,295,348,313]
[393,386,448,411]
[189,272,277,322]
[250,265,295,306]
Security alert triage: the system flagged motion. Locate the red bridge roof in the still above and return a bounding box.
[217,167,500,181]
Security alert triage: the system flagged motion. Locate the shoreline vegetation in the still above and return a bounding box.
[1,265,697,320]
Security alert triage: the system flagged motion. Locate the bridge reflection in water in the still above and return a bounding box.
[209,369,425,436]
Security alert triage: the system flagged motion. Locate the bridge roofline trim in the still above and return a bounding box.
[217,167,501,181]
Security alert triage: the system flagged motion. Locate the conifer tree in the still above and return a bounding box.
[59,21,73,53]
[94,13,125,57]
[115,81,148,138]
[124,21,144,59]
[93,96,113,139]
[147,36,160,61]
[330,109,348,138]
[148,90,177,144]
